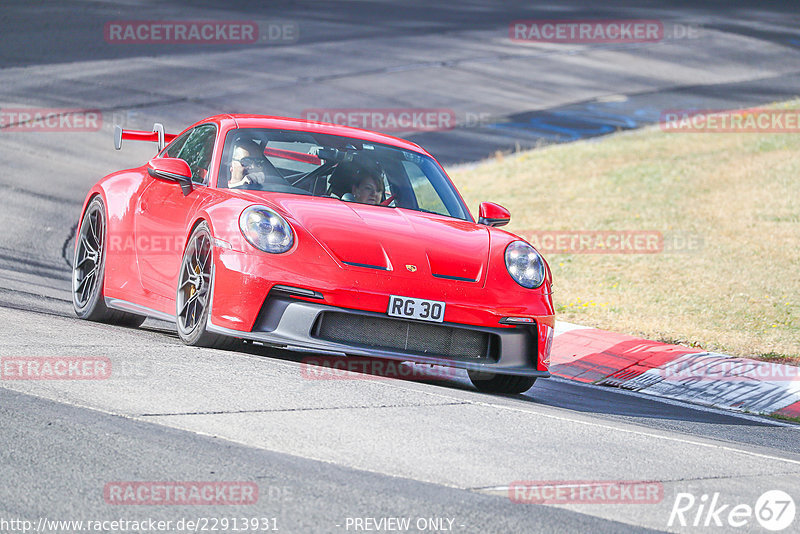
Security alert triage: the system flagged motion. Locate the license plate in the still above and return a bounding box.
[387,295,445,323]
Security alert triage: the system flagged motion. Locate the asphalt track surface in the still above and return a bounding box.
[1,1,800,533]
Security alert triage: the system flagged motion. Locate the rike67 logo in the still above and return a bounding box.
[669,490,795,531]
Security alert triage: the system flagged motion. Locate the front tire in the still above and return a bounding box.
[72,197,146,327]
[176,222,239,349]
[468,370,536,394]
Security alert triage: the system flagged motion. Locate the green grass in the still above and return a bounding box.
[770,413,800,424]
[448,101,800,362]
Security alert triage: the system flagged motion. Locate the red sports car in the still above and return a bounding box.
[72,115,554,394]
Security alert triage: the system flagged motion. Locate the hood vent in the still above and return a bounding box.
[342,261,390,271]
[432,273,478,283]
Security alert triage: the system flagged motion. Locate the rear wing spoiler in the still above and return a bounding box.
[114,123,177,151]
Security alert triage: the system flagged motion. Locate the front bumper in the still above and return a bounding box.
[207,296,551,378]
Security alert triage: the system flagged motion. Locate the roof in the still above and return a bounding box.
[200,114,429,156]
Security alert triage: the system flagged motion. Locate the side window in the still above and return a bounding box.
[161,130,190,158]
[175,125,217,184]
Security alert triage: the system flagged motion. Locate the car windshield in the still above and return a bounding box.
[218,128,471,221]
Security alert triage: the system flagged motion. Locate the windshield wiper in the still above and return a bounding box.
[414,208,445,216]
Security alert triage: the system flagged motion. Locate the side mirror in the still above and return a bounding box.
[478,202,510,227]
[147,158,193,196]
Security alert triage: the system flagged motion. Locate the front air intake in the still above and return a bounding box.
[312,312,498,362]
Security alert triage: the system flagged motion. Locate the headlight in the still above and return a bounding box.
[239,206,294,254]
[505,240,545,289]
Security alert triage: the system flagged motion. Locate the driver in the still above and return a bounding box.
[351,172,384,205]
[228,139,270,189]
[341,162,385,205]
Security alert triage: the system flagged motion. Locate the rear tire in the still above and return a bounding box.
[176,222,240,350]
[468,370,536,394]
[72,197,146,327]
